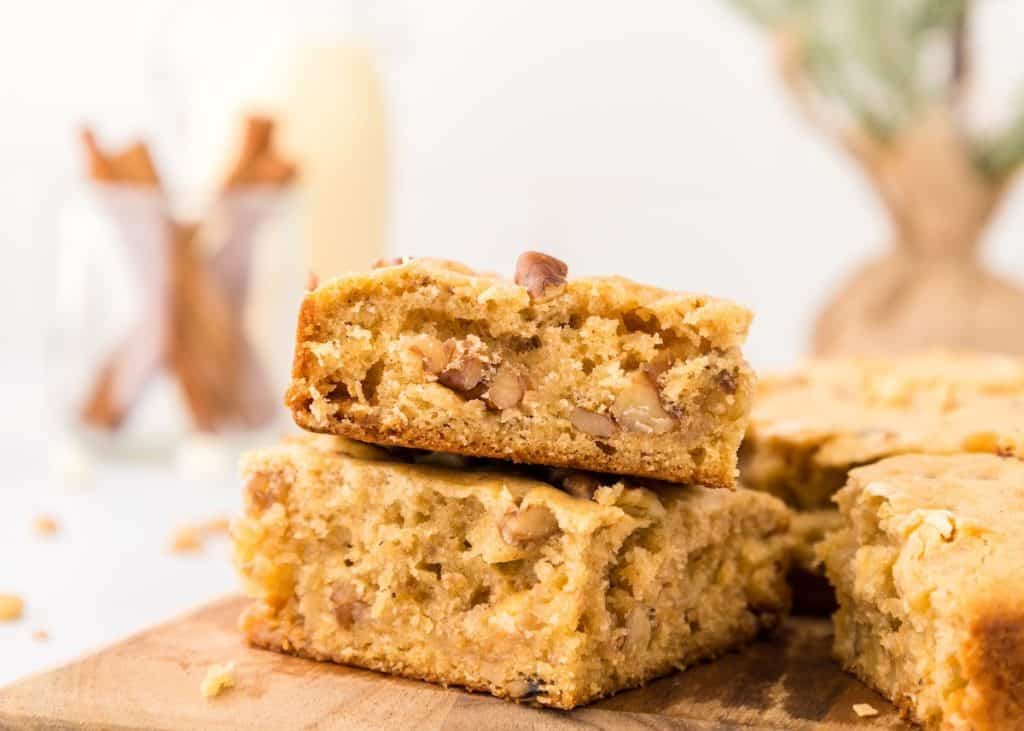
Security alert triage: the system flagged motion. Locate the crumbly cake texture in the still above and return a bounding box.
[742,351,1024,511]
[821,454,1024,730]
[233,435,791,709]
[285,257,754,487]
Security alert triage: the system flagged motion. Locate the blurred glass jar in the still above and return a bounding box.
[51,181,305,459]
[147,0,401,279]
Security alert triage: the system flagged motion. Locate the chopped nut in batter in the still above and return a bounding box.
[409,334,448,375]
[330,583,369,629]
[559,472,602,500]
[484,365,525,410]
[499,505,559,547]
[569,408,616,438]
[438,336,492,395]
[611,374,675,434]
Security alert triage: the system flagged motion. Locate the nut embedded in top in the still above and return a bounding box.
[515,251,568,303]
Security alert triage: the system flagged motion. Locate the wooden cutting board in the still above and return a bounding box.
[0,596,910,730]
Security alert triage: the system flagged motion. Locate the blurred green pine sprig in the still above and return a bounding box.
[727,0,1024,179]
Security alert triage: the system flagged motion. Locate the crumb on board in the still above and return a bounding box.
[34,515,59,537]
[169,516,230,554]
[32,629,49,642]
[853,703,879,718]
[201,662,236,698]
[0,594,24,621]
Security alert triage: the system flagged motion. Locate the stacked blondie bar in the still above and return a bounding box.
[232,254,792,708]
[741,352,1024,729]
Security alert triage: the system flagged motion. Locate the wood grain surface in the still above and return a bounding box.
[0,595,911,730]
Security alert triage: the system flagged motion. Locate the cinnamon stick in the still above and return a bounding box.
[77,121,294,435]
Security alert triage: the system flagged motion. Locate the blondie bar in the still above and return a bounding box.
[821,454,1024,730]
[286,255,754,486]
[742,352,1024,510]
[233,435,791,709]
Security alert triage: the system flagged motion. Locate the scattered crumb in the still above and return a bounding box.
[32,629,49,642]
[202,517,230,534]
[200,661,236,698]
[34,515,59,537]
[853,703,879,718]
[169,516,231,554]
[169,525,203,553]
[0,594,24,621]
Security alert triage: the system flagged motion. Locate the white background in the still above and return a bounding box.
[3,0,1024,689]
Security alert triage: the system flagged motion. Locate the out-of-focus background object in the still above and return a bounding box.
[54,119,301,456]
[732,0,1024,356]
[152,1,391,279]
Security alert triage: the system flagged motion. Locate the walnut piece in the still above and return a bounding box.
[560,472,601,500]
[438,336,490,395]
[331,583,369,629]
[642,354,675,384]
[500,505,559,547]
[514,251,568,303]
[409,334,448,375]
[715,368,738,395]
[484,365,525,410]
[0,594,24,621]
[619,607,652,655]
[611,374,675,434]
[569,407,617,438]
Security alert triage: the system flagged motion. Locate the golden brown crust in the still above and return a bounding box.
[242,610,656,709]
[240,601,772,710]
[958,599,1024,730]
[291,412,736,488]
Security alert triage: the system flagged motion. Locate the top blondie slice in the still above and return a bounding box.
[741,351,1024,509]
[286,254,754,486]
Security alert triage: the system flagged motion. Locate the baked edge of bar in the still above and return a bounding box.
[290,413,740,488]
